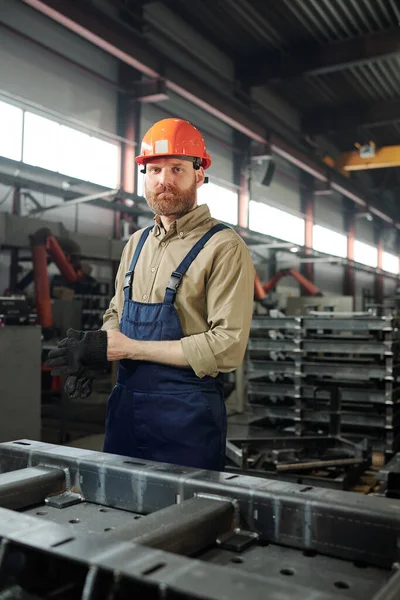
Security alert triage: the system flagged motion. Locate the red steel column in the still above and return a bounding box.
[115,63,141,240]
[300,171,314,290]
[343,199,355,300]
[375,227,384,308]
[233,131,250,229]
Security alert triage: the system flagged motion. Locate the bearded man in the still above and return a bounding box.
[46,118,255,471]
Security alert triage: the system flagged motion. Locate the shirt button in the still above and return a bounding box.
[179,232,184,237]
[161,241,166,247]
[142,294,148,300]
[151,267,155,273]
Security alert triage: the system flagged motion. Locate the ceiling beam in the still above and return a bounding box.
[241,27,400,86]
[302,100,400,134]
[337,145,400,172]
[21,0,400,229]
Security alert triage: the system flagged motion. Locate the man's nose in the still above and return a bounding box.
[158,169,173,185]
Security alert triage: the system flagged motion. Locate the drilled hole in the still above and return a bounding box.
[134,516,141,519]
[226,475,239,480]
[353,561,368,568]
[231,557,244,564]
[51,537,75,548]
[334,581,350,589]
[142,563,166,576]
[99,508,109,513]
[104,527,114,532]
[36,511,48,516]
[13,442,31,446]
[303,550,317,557]
[69,519,80,524]
[280,568,295,576]
[300,486,313,492]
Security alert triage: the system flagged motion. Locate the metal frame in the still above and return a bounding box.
[0,440,399,599]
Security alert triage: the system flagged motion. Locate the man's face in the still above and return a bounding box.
[144,157,204,218]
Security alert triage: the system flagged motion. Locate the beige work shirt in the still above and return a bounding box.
[102,204,255,378]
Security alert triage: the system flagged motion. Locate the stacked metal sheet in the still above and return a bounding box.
[248,314,400,454]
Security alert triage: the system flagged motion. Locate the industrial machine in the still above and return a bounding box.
[254,268,322,309]
[0,439,399,600]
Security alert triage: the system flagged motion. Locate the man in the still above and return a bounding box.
[47,118,255,471]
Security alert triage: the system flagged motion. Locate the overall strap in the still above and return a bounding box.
[123,226,153,301]
[164,223,229,304]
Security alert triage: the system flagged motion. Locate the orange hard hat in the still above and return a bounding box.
[135,118,211,170]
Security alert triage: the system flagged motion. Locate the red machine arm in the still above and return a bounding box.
[30,228,82,328]
[254,268,322,305]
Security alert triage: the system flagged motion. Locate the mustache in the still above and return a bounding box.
[154,184,177,194]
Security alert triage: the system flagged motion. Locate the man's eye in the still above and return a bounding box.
[173,167,182,173]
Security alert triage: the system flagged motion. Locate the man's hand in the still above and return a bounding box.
[46,329,108,375]
[106,330,133,361]
[46,329,110,400]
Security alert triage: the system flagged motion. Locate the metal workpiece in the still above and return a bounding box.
[247,314,400,453]
[302,316,398,332]
[0,440,399,599]
[103,495,235,555]
[377,453,400,498]
[0,466,66,510]
[225,435,369,490]
[249,382,400,405]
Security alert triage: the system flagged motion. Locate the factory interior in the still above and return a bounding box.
[1,1,400,598]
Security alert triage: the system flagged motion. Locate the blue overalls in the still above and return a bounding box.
[103,223,228,471]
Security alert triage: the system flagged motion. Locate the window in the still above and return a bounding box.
[22,112,119,188]
[249,200,305,245]
[312,224,347,258]
[23,112,60,172]
[354,240,378,268]
[198,182,238,225]
[86,136,119,189]
[59,125,91,181]
[382,251,399,274]
[0,101,23,162]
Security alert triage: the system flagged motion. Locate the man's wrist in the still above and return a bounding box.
[126,338,139,361]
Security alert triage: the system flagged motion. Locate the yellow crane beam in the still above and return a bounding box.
[336,145,400,171]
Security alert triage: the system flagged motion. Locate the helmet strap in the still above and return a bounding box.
[193,157,202,170]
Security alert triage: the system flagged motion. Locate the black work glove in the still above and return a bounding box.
[46,329,109,398]
[64,371,98,399]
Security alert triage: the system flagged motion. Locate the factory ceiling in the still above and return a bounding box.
[22,0,400,222]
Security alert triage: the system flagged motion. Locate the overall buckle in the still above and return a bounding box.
[167,271,183,291]
[123,270,133,289]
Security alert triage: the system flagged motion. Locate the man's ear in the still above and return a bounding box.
[195,167,205,188]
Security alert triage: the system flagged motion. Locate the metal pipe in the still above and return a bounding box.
[104,496,234,556]
[0,467,65,510]
[30,188,119,214]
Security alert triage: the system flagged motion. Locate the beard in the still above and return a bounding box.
[145,178,197,218]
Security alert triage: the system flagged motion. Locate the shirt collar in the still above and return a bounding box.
[152,204,211,238]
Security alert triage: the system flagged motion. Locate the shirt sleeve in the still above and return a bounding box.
[101,243,128,332]
[181,240,255,378]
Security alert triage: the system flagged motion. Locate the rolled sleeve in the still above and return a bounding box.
[181,333,219,378]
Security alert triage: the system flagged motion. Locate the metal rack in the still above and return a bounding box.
[248,314,400,455]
